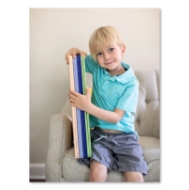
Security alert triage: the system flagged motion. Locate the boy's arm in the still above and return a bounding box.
[87,105,125,124]
[69,88,125,123]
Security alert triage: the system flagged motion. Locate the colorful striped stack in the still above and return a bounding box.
[68,55,92,158]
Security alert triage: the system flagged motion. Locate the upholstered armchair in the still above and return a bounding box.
[45,70,160,182]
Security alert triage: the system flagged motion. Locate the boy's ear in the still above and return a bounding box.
[122,44,126,55]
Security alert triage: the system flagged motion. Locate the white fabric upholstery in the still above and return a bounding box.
[45,70,160,182]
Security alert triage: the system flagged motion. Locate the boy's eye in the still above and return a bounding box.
[109,48,114,52]
[97,52,102,56]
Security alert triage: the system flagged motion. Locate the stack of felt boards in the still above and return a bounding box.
[68,54,92,159]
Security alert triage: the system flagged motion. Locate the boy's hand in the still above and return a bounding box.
[65,48,87,64]
[69,88,91,112]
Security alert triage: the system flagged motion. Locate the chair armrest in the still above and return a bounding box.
[45,114,73,181]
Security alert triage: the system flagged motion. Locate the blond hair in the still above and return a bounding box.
[89,26,125,61]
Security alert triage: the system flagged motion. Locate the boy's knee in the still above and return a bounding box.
[89,161,107,182]
[90,170,106,182]
[124,172,144,182]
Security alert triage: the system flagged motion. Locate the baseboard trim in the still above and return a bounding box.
[30,163,45,180]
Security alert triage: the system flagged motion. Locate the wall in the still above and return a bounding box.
[29,8,160,179]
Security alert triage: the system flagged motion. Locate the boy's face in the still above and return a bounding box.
[95,43,126,72]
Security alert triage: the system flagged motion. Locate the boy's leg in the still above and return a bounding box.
[124,171,144,182]
[90,160,108,182]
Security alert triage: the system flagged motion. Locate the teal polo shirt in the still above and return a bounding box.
[85,55,139,135]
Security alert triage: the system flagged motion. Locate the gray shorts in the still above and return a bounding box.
[78,127,148,175]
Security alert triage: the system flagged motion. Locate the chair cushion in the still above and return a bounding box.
[61,136,160,182]
[134,70,160,139]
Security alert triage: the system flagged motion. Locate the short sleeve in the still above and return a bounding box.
[85,55,98,73]
[116,78,139,113]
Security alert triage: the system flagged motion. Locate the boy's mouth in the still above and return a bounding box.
[104,61,114,65]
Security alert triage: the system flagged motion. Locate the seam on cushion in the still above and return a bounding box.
[146,157,160,163]
[64,149,77,159]
[64,155,77,159]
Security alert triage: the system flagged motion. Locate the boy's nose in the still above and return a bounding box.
[104,52,110,59]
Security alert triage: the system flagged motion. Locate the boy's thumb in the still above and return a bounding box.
[86,87,92,97]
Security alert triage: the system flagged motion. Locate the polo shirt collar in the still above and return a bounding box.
[103,62,134,84]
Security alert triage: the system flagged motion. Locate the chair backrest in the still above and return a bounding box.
[134,70,160,138]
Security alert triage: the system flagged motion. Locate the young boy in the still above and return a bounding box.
[65,26,148,182]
